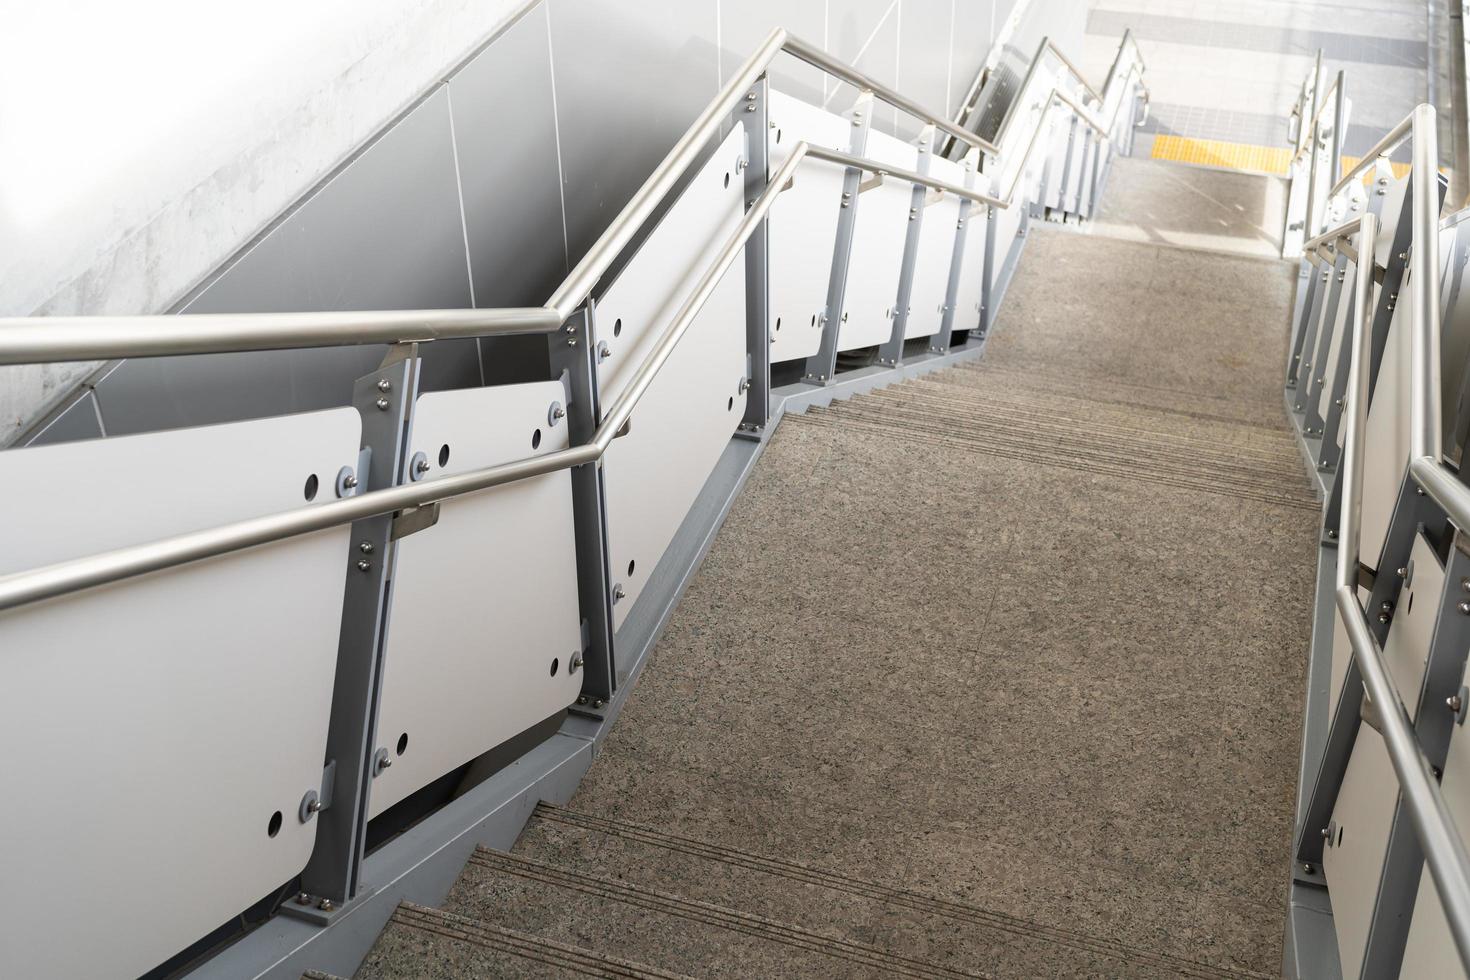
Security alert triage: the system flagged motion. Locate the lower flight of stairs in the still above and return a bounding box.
[351,802,1263,979]
[339,159,1308,980]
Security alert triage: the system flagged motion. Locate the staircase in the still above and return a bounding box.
[345,159,1317,979]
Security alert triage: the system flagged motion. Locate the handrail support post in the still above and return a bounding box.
[297,343,422,910]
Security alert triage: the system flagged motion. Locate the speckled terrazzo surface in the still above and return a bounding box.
[356,182,1317,979]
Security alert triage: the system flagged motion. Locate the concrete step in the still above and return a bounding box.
[444,842,987,979]
[488,802,1258,980]
[796,368,1318,511]
[1086,155,1289,260]
[354,902,693,979]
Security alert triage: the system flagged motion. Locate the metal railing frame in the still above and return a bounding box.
[1308,104,1470,971]
[0,28,1145,617]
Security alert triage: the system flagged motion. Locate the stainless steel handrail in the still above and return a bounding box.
[1331,103,1470,970]
[0,307,564,366]
[1333,112,1415,198]
[804,145,1005,207]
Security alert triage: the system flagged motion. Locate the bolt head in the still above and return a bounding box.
[360,541,374,554]
[375,397,390,411]
[376,379,392,393]
[318,899,334,912]
[297,892,313,906]
[356,558,372,573]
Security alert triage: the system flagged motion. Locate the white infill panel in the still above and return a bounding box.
[596,123,749,632]
[1323,532,1443,978]
[369,380,582,818]
[1324,726,1398,980]
[905,151,966,340]
[596,123,746,406]
[1401,651,1470,978]
[0,409,360,980]
[601,262,748,633]
[768,90,852,364]
[1042,115,1072,212]
[839,128,919,351]
[1360,283,1413,568]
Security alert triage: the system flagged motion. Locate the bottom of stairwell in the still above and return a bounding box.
[348,198,1317,978]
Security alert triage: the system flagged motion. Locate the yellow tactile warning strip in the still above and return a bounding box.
[1150,134,1292,174]
[1150,134,1414,180]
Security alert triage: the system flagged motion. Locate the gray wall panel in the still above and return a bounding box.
[949,0,998,121]
[897,0,959,139]
[97,89,476,435]
[452,6,569,310]
[547,0,720,268]
[827,0,902,134]
[25,391,103,447]
[719,0,827,106]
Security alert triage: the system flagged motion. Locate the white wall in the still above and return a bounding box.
[1,0,1052,444]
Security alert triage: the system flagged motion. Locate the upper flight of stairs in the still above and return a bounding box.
[342,159,1310,979]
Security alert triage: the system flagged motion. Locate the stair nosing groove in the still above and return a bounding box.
[823,391,1305,462]
[531,804,1270,980]
[392,902,695,979]
[798,410,1316,499]
[818,404,1308,481]
[857,389,1306,465]
[792,413,1318,511]
[468,848,990,980]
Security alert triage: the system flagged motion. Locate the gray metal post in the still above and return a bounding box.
[878,125,935,368]
[738,74,773,434]
[548,307,617,705]
[980,203,998,336]
[1303,251,1351,436]
[1330,71,1347,195]
[1288,259,1323,388]
[802,92,873,385]
[296,344,421,914]
[1293,263,1335,415]
[939,159,984,342]
[1360,539,1470,976]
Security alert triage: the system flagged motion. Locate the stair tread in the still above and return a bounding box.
[354,902,695,980]
[500,802,1266,980]
[446,844,994,979]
